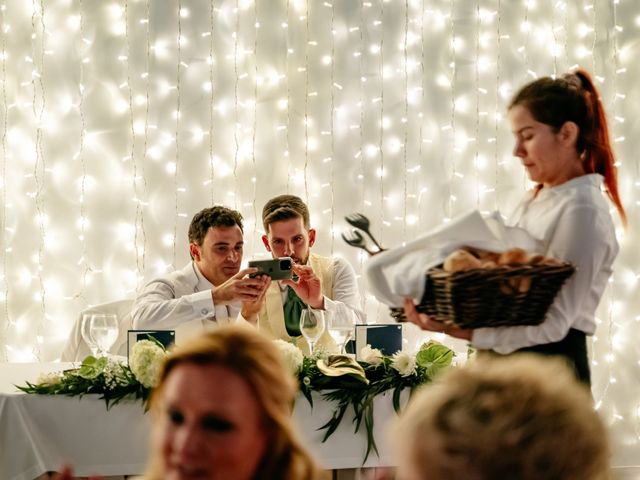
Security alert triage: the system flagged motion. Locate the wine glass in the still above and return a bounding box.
[89,313,119,357]
[328,304,356,355]
[299,308,325,356]
[80,313,99,357]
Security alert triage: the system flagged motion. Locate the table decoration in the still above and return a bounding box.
[17,339,167,409]
[276,339,456,462]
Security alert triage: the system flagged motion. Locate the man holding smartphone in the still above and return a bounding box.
[250,194,365,354]
[132,206,270,336]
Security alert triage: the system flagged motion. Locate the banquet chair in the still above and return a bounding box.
[60,299,134,362]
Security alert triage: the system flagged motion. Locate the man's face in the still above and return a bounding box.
[190,225,243,286]
[262,217,315,265]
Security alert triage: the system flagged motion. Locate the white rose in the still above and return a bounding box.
[273,339,303,375]
[391,351,417,377]
[360,344,384,365]
[129,340,166,388]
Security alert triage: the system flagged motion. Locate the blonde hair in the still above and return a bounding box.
[395,354,610,480]
[144,325,326,480]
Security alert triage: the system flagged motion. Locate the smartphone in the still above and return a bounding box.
[248,257,293,280]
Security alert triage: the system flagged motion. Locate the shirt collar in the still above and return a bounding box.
[192,261,214,290]
[536,173,603,199]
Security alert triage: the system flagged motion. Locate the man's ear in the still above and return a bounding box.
[308,228,316,247]
[189,243,201,261]
[559,121,579,147]
[261,235,272,252]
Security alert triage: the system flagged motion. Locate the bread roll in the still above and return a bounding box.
[528,254,546,265]
[443,250,482,272]
[498,247,529,266]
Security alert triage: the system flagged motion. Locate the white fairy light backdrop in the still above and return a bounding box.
[0,0,638,470]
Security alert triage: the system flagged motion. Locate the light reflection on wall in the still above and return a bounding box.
[0,0,638,468]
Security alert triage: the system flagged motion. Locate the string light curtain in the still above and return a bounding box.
[0,0,638,470]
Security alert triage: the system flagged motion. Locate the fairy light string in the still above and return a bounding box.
[0,3,9,361]
[208,0,215,206]
[446,0,456,221]
[401,0,408,242]
[303,0,310,203]
[329,0,336,255]
[31,0,47,360]
[232,0,240,209]
[377,0,384,240]
[172,1,183,267]
[75,0,91,302]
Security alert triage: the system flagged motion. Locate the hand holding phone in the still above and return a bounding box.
[248,257,293,280]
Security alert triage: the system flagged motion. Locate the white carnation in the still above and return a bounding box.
[103,359,130,390]
[36,371,62,385]
[391,351,417,377]
[360,344,384,365]
[273,339,303,375]
[129,340,166,388]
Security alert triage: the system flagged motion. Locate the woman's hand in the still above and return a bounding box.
[403,297,472,341]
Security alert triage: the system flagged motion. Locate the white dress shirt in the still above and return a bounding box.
[471,174,619,353]
[131,262,240,331]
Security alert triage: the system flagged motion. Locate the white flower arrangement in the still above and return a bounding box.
[129,339,166,388]
[359,344,384,365]
[391,351,417,377]
[273,339,304,375]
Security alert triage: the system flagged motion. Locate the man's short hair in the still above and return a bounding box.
[188,206,244,245]
[262,194,310,233]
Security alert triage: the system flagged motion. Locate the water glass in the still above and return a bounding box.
[88,313,119,357]
[299,309,325,356]
[328,304,356,354]
[80,313,99,357]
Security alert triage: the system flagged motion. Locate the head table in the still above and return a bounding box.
[0,362,400,480]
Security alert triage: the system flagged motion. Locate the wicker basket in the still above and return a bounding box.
[391,262,575,328]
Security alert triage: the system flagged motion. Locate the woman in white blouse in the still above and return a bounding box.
[404,68,627,386]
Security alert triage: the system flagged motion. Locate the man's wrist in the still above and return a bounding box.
[308,296,325,310]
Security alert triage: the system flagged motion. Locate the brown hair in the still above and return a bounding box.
[145,325,326,480]
[262,194,310,233]
[188,206,244,246]
[509,68,626,226]
[394,354,610,480]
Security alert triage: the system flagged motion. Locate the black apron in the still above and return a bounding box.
[481,328,591,386]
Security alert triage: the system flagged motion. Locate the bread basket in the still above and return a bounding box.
[391,262,575,328]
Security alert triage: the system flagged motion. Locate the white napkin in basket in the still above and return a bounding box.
[364,210,541,307]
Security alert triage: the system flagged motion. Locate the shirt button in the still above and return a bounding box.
[201,308,209,315]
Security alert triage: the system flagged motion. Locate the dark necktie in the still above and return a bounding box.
[283,286,306,337]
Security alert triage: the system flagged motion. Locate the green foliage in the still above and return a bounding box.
[17,356,152,410]
[298,342,455,464]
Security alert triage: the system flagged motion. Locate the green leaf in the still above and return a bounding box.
[415,341,455,377]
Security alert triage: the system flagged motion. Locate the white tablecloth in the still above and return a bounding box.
[0,363,400,480]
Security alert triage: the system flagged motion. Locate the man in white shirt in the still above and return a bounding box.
[132,206,270,334]
[252,194,365,354]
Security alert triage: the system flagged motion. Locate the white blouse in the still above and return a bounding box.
[471,174,619,354]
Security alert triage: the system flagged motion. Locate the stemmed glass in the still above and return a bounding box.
[299,308,325,356]
[80,313,100,357]
[88,313,119,357]
[328,304,356,355]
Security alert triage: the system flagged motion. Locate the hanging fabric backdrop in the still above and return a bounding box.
[0,0,638,470]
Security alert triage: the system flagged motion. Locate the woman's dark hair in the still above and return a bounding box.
[509,68,626,226]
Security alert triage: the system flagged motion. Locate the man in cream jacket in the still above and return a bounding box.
[132,206,270,339]
[250,194,365,354]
